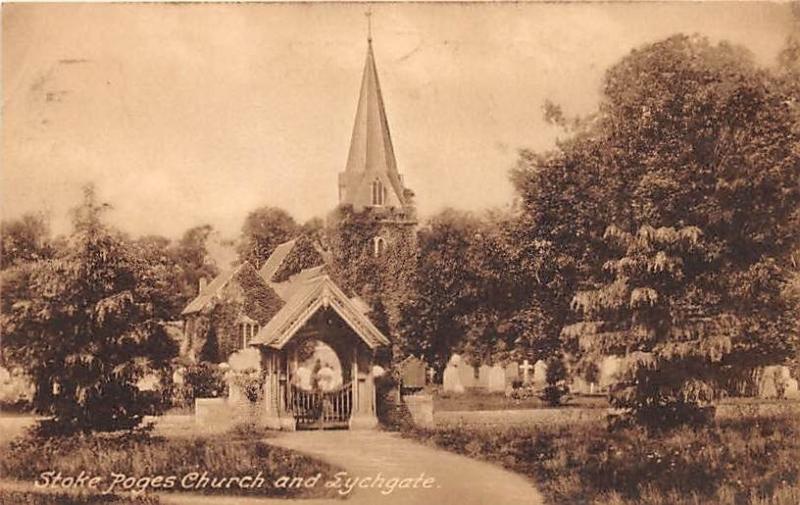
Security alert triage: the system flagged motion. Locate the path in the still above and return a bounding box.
[269,430,545,505]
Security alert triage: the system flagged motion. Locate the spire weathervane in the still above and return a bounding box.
[366,7,373,43]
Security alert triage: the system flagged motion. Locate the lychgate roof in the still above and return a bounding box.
[249,274,390,350]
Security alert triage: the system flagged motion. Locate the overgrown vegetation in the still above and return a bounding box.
[0,430,342,500]
[409,414,800,505]
[0,490,159,505]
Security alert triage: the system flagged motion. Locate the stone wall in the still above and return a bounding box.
[195,398,261,428]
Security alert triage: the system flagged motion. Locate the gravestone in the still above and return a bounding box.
[443,354,465,393]
[505,362,520,385]
[599,356,623,390]
[458,358,477,389]
[487,364,506,393]
[399,356,427,390]
[759,365,800,399]
[520,359,534,385]
[532,360,548,388]
[478,364,492,389]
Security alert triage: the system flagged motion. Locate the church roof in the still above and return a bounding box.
[341,42,406,207]
[181,262,265,316]
[249,274,390,350]
[258,238,298,284]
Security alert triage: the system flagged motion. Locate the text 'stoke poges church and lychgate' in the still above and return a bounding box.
[180,36,416,430]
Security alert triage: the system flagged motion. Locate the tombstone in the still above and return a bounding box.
[458,357,477,389]
[759,365,799,399]
[532,360,548,388]
[442,354,465,394]
[504,362,520,386]
[599,356,623,390]
[478,364,492,389]
[399,356,426,390]
[487,364,506,393]
[520,359,534,385]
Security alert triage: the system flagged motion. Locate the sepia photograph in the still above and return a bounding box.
[1,2,799,504]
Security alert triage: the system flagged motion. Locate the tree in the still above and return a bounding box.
[1,213,54,270]
[1,187,178,434]
[236,207,298,269]
[172,225,219,310]
[395,209,542,371]
[515,35,800,426]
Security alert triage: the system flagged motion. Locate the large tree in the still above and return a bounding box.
[236,207,298,269]
[514,35,800,426]
[1,187,177,434]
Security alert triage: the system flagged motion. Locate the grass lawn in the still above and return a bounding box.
[0,424,343,501]
[434,388,609,411]
[408,414,800,505]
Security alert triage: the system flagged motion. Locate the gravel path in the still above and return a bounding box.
[268,430,544,505]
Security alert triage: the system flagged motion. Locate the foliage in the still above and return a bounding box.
[375,372,416,431]
[0,490,159,505]
[326,205,416,356]
[397,208,557,372]
[0,213,54,270]
[181,362,227,399]
[0,431,343,499]
[0,365,35,411]
[227,367,262,402]
[237,207,298,270]
[271,233,325,282]
[513,35,800,427]
[409,414,800,505]
[171,225,219,312]
[0,187,178,434]
[541,356,568,406]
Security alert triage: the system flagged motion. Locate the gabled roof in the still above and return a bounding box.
[258,239,298,284]
[249,274,390,350]
[340,42,407,209]
[181,262,263,316]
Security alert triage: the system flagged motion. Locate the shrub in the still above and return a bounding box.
[0,366,34,411]
[375,372,415,431]
[541,357,568,406]
[408,414,800,505]
[182,362,227,399]
[0,430,342,499]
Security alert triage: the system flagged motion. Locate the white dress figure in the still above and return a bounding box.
[316,363,335,392]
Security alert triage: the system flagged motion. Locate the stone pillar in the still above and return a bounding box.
[260,349,282,430]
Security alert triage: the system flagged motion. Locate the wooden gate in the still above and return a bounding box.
[289,382,353,430]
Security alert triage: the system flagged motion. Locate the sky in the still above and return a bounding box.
[2,2,795,241]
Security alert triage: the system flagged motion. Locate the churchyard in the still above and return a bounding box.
[3,3,800,505]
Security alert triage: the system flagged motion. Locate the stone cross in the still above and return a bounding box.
[520,359,534,385]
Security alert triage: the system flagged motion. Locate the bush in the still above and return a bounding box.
[541,357,568,407]
[0,431,342,499]
[375,373,415,431]
[0,366,34,411]
[181,362,227,399]
[408,414,800,505]
[227,368,262,402]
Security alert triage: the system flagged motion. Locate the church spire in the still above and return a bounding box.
[339,24,409,211]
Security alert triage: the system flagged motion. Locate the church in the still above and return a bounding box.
[180,36,416,430]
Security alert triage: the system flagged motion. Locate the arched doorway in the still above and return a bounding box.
[288,338,352,429]
[252,275,390,431]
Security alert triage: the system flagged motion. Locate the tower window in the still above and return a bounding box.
[373,236,387,257]
[371,179,385,206]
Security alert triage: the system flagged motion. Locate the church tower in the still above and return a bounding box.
[338,36,416,257]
